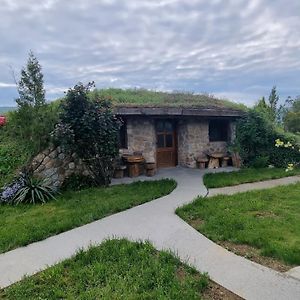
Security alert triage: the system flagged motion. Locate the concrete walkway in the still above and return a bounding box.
[0,167,300,299]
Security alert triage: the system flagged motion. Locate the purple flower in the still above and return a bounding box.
[0,175,25,204]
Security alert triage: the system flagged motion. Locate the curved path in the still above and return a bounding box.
[0,167,300,299]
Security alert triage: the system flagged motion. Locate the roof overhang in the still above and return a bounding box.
[114,106,244,118]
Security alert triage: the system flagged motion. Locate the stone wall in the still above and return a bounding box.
[31,146,90,188]
[177,118,235,168]
[125,117,156,163]
[122,116,236,169]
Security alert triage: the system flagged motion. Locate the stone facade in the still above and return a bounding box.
[31,146,90,188]
[32,117,236,186]
[125,116,156,163]
[177,119,235,168]
[123,116,236,169]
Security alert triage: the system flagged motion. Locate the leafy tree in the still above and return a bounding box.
[253,96,273,122]
[253,87,280,124]
[53,83,121,186]
[16,50,45,107]
[284,97,300,133]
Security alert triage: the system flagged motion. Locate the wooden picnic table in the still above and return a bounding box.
[208,152,224,169]
[122,155,145,177]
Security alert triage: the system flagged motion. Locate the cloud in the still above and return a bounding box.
[0,0,299,106]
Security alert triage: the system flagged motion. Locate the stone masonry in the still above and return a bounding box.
[177,118,235,168]
[123,116,235,169]
[31,146,90,188]
[126,117,156,163]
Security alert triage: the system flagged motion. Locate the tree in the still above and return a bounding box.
[253,96,273,122]
[284,97,300,133]
[268,86,279,122]
[16,51,45,107]
[6,51,58,153]
[53,83,121,186]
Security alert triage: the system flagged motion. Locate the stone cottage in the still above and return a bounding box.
[115,106,243,169]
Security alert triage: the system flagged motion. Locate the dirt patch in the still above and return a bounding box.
[252,211,278,218]
[176,266,242,299]
[218,241,291,272]
[189,218,204,228]
[202,280,243,300]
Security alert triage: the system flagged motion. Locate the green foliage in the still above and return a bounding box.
[249,155,270,168]
[12,173,57,205]
[3,239,209,299]
[284,97,300,133]
[268,86,279,121]
[89,88,247,110]
[61,174,96,191]
[0,179,176,253]
[236,110,275,166]
[0,134,32,188]
[54,83,121,186]
[16,51,45,107]
[203,168,300,188]
[5,103,59,154]
[253,96,274,122]
[253,87,281,123]
[235,110,300,167]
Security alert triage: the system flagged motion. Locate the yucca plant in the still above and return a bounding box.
[13,174,57,205]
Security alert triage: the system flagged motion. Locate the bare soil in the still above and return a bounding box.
[203,281,243,300]
[218,241,292,272]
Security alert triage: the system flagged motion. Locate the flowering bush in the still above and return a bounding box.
[275,138,300,171]
[0,116,6,126]
[0,175,25,204]
[0,172,57,205]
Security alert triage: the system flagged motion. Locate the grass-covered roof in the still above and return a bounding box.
[89,88,247,111]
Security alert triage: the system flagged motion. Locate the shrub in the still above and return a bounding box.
[53,83,121,187]
[61,174,96,191]
[235,110,300,168]
[236,110,275,166]
[0,173,57,205]
[249,155,270,168]
[0,176,25,204]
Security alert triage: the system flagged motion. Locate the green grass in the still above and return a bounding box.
[2,239,209,300]
[0,179,176,254]
[89,88,247,110]
[203,168,300,188]
[177,183,300,265]
[0,134,32,188]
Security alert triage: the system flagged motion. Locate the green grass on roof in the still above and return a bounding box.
[89,88,247,110]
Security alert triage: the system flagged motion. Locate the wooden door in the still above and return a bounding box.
[156,120,177,168]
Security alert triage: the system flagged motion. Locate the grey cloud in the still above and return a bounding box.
[0,0,299,106]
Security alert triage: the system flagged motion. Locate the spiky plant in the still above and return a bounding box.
[13,174,57,205]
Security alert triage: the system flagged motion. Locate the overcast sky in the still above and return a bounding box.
[0,0,299,107]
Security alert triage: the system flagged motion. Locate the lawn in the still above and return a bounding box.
[0,179,176,254]
[177,182,300,266]
[203,168,300,188]
[1,239,209,300]
[89,88,246,110]
[0,135,32,188]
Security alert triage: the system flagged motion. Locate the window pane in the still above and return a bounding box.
[209,120,229,142]
[157,134,165,147]
[119,120,127,148]
[156,121,164,132]
[166,134,173,147]
[164,121,173,133]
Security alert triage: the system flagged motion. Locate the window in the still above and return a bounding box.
[119,119,127,148]
[156,120,175,148]
[209,120,229,142]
